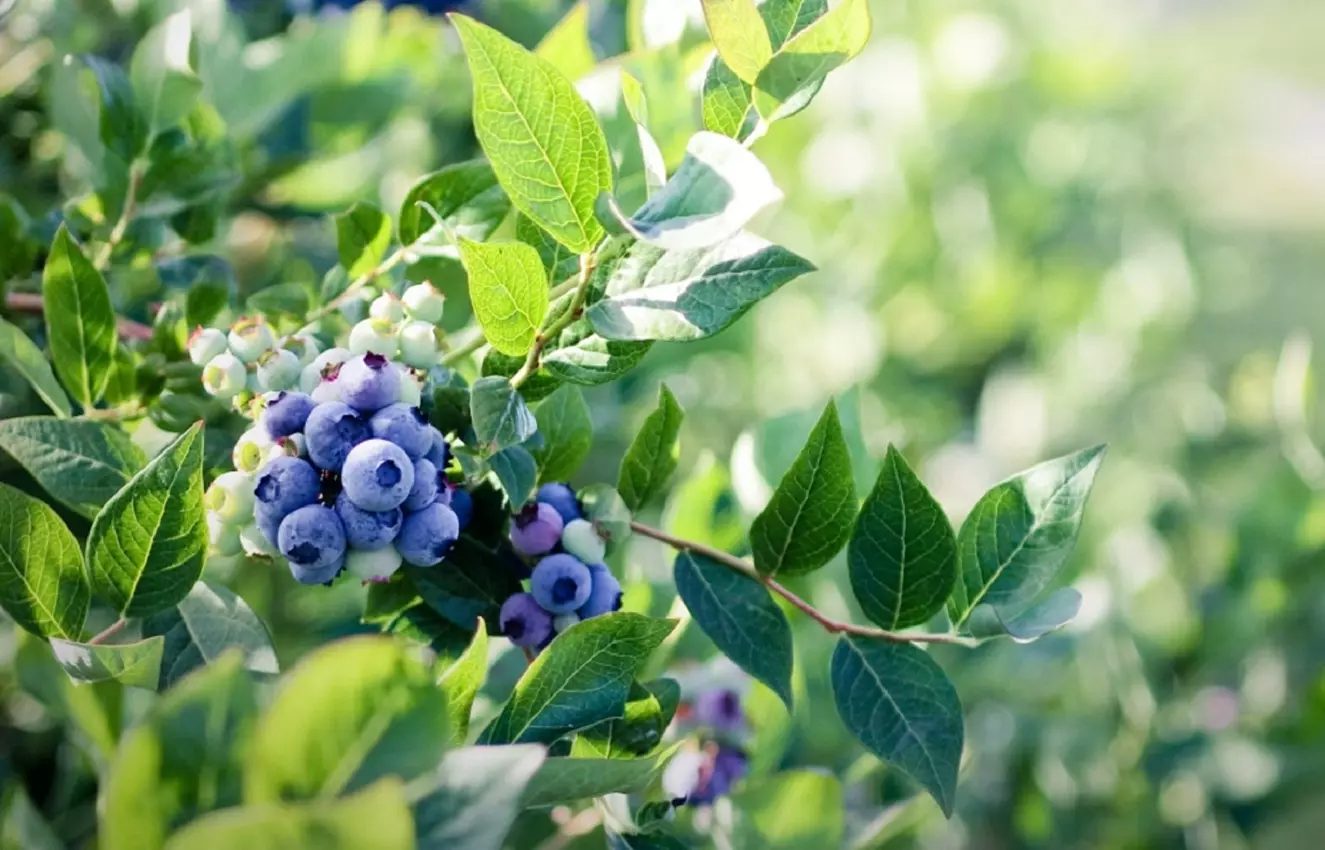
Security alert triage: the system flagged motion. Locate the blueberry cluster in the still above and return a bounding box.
[193,315,324,406]
[205,351,474,586]
[347,284,446,369]
[497,483,623,651]
[661,685,751,806]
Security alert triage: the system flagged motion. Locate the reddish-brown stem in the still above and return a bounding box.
[5,292,153,341]
[87,618,127,646]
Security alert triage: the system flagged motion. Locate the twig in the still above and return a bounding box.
[87,618,127,646]
[296,247,409,332]
[439,333,486,367]
[510,254,594,390]
[4,293,153,341]
[629,521,977,647]
[82,404,147,422]
[95,162,145,271]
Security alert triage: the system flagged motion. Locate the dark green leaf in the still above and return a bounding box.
[429,384,472,436]
[572,679,677,758]
[470,376,537,454]
[967,587,1082,644]
[674,552,793,709]
[521,745,680,807]
[43,225,117,408]
[51,635,164,689]
[129,10,203,139]
[618,383,683,512]
[608,828,691,850]
[490,444,538,508]
[0,194,38,283]
[0,416,146,519]
[479,613,674,745]
[411,745,547,850]
[731,770,843,850]
[84,54,148,164]
[86,423,207,618]
[335,201,391,279]
[386,604,475,663]
[398,159,509,249]
[750,402,855,577]
[702,0,774,84]
[0,785,62,850]
[0,482,89,640]
[439,618,488,743]
[408,537,522,631]
[141,581,279,691]
[752,0,870,120]
[533,386,593,484]
[848,445,957,630]
[0,317,73,417]
[830,635,962,816]
[457,238,549,356]
[701,59,754,140]
[543,316,653,385]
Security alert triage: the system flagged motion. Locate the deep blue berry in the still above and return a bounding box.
[536,482,581,523]
[369,403,432,459]
[253,456,320,520]
[530,553,592,614]
[449,486,473,531]
[395,501,460,567]
[262,391,317,437]
[304,402,368,471]
[576,564,622,619]
[278,504,346,572]
[500,592,553,648]
[289,556,344,586]
[509,502,563,557]
[341,438,415,511]
[403,458,439,511]
[334,492,402,550]
[424,426,449,468]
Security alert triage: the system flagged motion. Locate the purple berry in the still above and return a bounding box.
[304,402,368,471]
[706,746,749,799]
[403,458,439,511]
[262,391,317,438]
[530,553,592,614]
[278,504,346,572]
[693,689,743,733]
[338,353,401,412]
[509,502,563,557]
[449,487,473,531]
[424,426,449,468]
[395,501,460,567]
[368,403,432,459]
[536,482,581,523]
[342,439,415,511]
[289,555,344,585]
[500,592,553,648]
[255,508,283,549]
[254,456,320,520]
[334,493,402,550]
[576,564,622,619]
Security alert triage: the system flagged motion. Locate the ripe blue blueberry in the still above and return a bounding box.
[288,556,344,586]
[499,592,553,648]
[342,439,415,511]
[368,403,432,459]
[346,546,403,583]
[338,353,401,411]
[278,504,346,572]
[395,501,460,566]
[693,689,744,733]
[255,506,283,548]
[254,456,321,520]
[262,391,317,438]
[509,502,564,557]
[424,426,449,468]
[536,482,581,523]
[304,402,368,471]
[561,518,606,565]
[334,493,402,550]
[530,553,592,614]
[403,458,439,511]
[449,486,473,531]
[577,564,622,619]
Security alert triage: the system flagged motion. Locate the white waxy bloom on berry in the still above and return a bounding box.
[401,282,445,323]
[348,318,399,358]
[205,471,255,523]
[398,319,443,369]
[188,327,228,366]
[228,316,276,363]
[369,292,406,323]
[257,348,301,391]
[207,513,243,557]
[202,352,247,399]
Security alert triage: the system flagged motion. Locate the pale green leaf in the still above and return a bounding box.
[335,201,391,279]
[51,635,164,689]
[753,0,871,120]
[410,745,546,850]
[398,159,510,251]
[42,225,117,409]
[130,10,203,138]
[732,769,844,850]
[0,482,89,640]
[701,58,753,140]
[141,581,279,691]
[535,1,596,82]
[759,0,828,49]
[438,621,487,743]
[702,0,774,84]
[967,587,1083,644]
[457,237,549,356]
[520,744,680,807]
[0,416,146,519]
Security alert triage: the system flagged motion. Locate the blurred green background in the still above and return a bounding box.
[3,0,1324,847]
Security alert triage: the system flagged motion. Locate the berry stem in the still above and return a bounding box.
[510,253,595,390]
[297,247,409,332]
[4,293,153,340]
[439,332,486,367]
[628,521,978,647]
[95,159,145,271]
[87,618,128,646]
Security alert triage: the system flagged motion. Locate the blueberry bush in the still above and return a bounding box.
[0,1,1182,847]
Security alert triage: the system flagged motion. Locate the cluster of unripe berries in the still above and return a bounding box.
[204,349,474,585]
[662,685,751,807]
[497,483,623,651]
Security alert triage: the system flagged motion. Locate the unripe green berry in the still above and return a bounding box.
[346,547,403,583]
[397,319,442,369]
[257,348,301,391]
[402,282,445,323]
[369,292,406,323]
[561,518,606,565]
[208,513,243,557]
[202,352,247,399]
[233,427,274,473]
[205,471,255,523]
[238,521,278,557]
[188,327,228,366]
[348,318,399,357]
[553,613,580,633]
[283,332,322,366]
[300,347,351,392]
[228,316,276,363]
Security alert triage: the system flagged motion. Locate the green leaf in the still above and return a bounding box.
[608,829,691,850]
[0,482,89,640]
[949,445,1107,627]
[752,0,871,120]
[387,604,476,662]
[535,1,596,82]
[490,444,539,509]
[521,745,680,807]
[158,255,235,328]
[572,678,678,758]
[516,214,581,288]
[967,587,1082,644]
[244,637,449,802]
[430,384,472,436]
[246,282,312,319]
[750,402,855,578]
[701,59,753,140]
[101,653,257,850]
[532,386,593,484]
[0,318,73,417]
[608,132,781,251]
[130,10,203,139]
[398,159,509,252]
[618,383,683,512]
[438,622,487,743]
[141,581,279,691]
[457,238,549,356]
[759,0,828,49]
[674,552,793,709]
[335,201,391,279]
[42,225,117,409]
[0,785,63,850]
[731,769,844,850]
[848,445,958,630]
[51,635,164,689]
[587,234,814,342]
[830,635,963,816]
[86,423,206,618]
[407,537,523,631]
[470,376,538,454]
[452,14,612,254]
[84,54,148,164]
[411,745,547,850]
[479,612,674,745]
[165,779,414,850]
[0,194,38,284]
[0,416,146,519]
[543,317,653,385]
[702,0,774,84]
[579,483,634,551]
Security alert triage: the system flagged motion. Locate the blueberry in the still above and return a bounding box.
[403,458,439,511]
[509,502,564,557]
[284,332,321,366]
[228,316,276,363]
[449,486,473,531]
[253,456,321,520]
[338,353,402,411]
[334,493,402,550]
[424,426,449,468]
[500,592,553,648]
[207,513,242,557]
[255,506,283,548]
[577,564,622,619]
[536,482,581,523]
[310,374,342,404]
[278,504,346,572]
[262,391,317,438]
[257,348,301,392]
[188,327,228,366]
[530,553,592,614]
[348,318,399,358]
[395,501,460,567]
[662,750,707,805]
[560,518,606,565]
[304,402,368,471]
[369,292,406,323]
[693,689,743,733]
[238,520,279,558]
[346,546,403,583]
[402,282,445,323]
[202,352,247,399]
[552,612,580,633]
[397,364,423,407]
[342,439,415,511]
[288,556,344,586]
[204,471,255,523]
[706,746,749,800]
[398,320,441,368]
[368,403,432,459]
[300,347,352,393]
